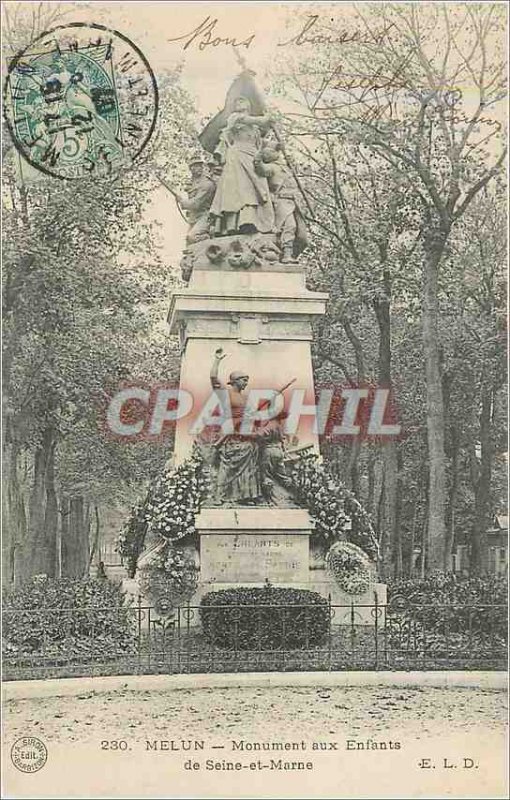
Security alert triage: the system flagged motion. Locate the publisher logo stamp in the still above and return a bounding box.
[3,22,158,179]
[11,737,48,773]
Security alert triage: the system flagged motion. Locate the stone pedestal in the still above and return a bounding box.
[196,508,312,585]
[168,268,328,463]
[178,507,385,626]
[165,247,384,630]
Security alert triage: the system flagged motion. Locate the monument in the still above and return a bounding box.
[145,71,385,623]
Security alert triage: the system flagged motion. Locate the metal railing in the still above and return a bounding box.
[2,596,507,680]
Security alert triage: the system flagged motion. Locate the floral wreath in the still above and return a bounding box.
[117,451,379,604]
[325,541,372,596]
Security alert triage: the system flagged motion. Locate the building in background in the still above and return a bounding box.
[453,515,508,577]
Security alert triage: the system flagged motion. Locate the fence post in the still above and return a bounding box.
[445,604,451,669]
[350,600,355,668]
[258,606,263,671]
[327,594,332,672]
[374,590,379,670]
[233,604,239,671]
[383,594,389,667]
[282,604,287,672]
[175,606,180,673]
[186,599,191,673]
[147,604,152,672]
[136,595,143,674]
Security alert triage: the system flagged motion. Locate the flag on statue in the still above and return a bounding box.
[199,69,267,153]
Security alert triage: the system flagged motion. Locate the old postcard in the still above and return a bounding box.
[1,2,508,799]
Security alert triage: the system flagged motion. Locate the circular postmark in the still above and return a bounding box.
[4,22,158,179]
[11,737,48,773]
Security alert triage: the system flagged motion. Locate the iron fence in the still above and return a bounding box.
[2,596,507,680]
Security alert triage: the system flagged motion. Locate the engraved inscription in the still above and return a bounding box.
[200,533,309,583]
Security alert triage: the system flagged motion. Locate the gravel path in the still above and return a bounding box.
[3,685,507,799]
[4,685,507,743]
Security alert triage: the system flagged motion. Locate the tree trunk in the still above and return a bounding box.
[470,386,493,574]
[347,438,361,494]
[342,319,365,492]
[420,502,428,579]
[408,499,419,577]
[82,502,91,577]
[89,504,101,568]
[393,448,404,577]
[29,428,58,577]
[422,227,449,571]
[43,440,58,577]
[27,448,47,576]
[60,496,70,576]
[445,427,459,572]
[62,496,89,577]
[2,445,27,587]
[420,467,429,579]
[379,444,397,579]
[374,286,398,579]
[367,447,376,517]
[376,476,389,576]
[443,367,457,573]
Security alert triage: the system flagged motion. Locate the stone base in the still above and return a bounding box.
[184,577,386,627]
[123,575,387,628]
[196,507,313,584]
[303,575,387,625]
[124,507,386,629]
[182,232,303,274]
[123,574,386,628]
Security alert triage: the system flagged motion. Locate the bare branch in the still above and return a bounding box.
[453,147,507,220]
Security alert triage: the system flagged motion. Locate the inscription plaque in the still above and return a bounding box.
[200,533,309,583]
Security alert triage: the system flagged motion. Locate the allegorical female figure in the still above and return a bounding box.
[210,96,275,236]
[209,348,262,504]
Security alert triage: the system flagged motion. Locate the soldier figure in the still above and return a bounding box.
[173,156,216,245]
[258,411,292,504]
[209,348,262,505]
[254,142,308,263]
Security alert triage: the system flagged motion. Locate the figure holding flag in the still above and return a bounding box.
[199,71,276,236]
[210,95,275,235]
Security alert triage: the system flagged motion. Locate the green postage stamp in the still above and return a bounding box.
[4,22,158,178]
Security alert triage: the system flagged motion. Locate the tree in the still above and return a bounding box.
[271,3,506,571]
[2,7,198,584]
[441,185,507,572]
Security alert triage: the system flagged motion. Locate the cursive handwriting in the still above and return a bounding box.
[331,61,408,92]
[278,15,395,47]
[168,16,255,51]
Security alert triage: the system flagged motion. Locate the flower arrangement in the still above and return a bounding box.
[144,454,209,543]
[288,454,379,560]
[116,451,208,578]
[118,449,379,610]
[138,544,198,616]
[326,541,372,595]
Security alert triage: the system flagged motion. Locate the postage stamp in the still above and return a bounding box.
[3,22,158,179]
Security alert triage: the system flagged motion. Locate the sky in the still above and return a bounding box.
[4,1,507,267]
[59,1,301,266]
[59,2,295,113]
[3,1,308,265]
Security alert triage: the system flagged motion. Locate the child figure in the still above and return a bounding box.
[254,142,308,262]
